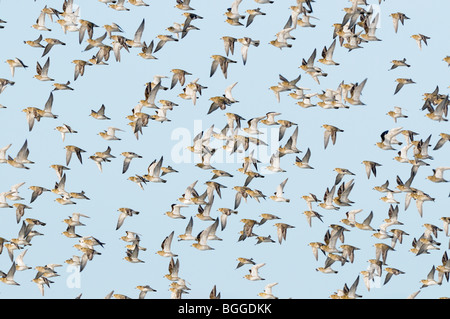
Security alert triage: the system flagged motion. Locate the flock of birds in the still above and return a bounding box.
[0,0,449,299]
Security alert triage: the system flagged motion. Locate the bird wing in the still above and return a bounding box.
[416,199,424,218]
[241,43,249,65]
[230,0,242,14]
[435,167,450,179]
[352,78,367,100]
[6,262,16,280]
[42,43,54,58]
[15,249,27,266]
[306,49,317,68]
[363,211,373,226]
[184,216,193,235]
[154,39,166,53]
[151,156,163,177]
[122,157,132,174]
[394,82,404,95]
[198,224,212,245]
[15,140,29,162]
[162,231,174,252]
[323,130,331,149]
[264,282,277,295]
[116,212,127,230]
[134,19,145,42]
[275,178,288,197]
[210,60,219,77]
[223,37,235,56]
[183,180,198,201]
[276,225,286,244]
[325,39,337,60]
[251,263,265,277]
[224,82,238,102]
[44,92,54,112]
[270,151,281,168]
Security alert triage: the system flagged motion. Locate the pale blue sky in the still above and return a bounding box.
[0,0,449,299]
